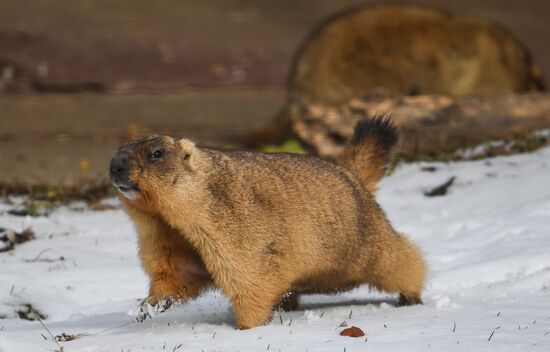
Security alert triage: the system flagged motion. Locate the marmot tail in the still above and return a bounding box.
[340,115,398,193]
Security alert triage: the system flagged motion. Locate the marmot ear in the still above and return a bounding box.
[179,139,196,166]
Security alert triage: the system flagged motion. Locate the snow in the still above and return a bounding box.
[1,147,550,351]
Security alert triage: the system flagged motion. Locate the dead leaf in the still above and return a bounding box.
[55,332,80,342]
[340,326,365,338]
[424,176,456,197]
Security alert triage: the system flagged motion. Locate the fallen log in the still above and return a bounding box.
[284,93,550,159]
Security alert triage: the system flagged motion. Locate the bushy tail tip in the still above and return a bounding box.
[351,114,398,154]
[341,114,398,193]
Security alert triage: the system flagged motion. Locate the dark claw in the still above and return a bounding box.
[277,291,299,311]
[398,294,423,307]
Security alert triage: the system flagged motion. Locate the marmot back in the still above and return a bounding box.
[289,4,545,105]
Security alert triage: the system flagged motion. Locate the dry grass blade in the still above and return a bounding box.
[31,307,63,352]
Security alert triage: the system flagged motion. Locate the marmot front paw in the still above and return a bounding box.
[134,297,176,322]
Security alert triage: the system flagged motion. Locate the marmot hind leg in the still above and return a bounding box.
[365,232,426,305]
[398,293,423,306]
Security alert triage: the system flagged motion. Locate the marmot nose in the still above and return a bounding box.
[109,152,130,185]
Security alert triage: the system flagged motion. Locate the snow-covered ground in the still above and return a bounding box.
[1,147,549,352]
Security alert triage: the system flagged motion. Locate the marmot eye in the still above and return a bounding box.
[150,148,164,160]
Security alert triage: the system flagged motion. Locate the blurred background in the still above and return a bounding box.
[0,0,549,195]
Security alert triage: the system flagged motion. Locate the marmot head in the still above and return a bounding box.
[109,135,197,204]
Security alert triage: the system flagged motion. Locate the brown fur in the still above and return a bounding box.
[112,119,426,329]
[290,4,545,106]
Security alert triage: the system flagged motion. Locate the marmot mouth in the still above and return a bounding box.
[116,184,141,200]
[116,184,140,194]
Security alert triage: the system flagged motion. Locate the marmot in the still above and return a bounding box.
[110,116,426,329]
[290,4,545,105]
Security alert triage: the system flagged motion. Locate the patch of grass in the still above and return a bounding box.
[261,138,307,154]
[7,199,56,217]
[0,182,115,203]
